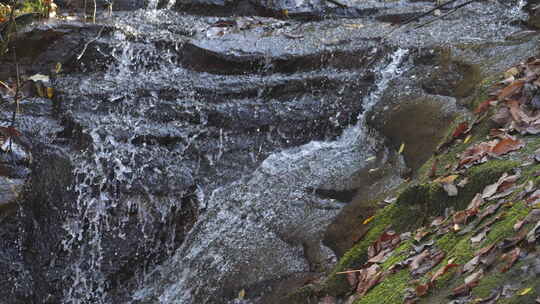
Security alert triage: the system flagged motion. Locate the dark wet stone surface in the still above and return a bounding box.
[0,1,539,303]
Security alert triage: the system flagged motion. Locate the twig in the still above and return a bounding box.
[6,0,20,128]
[77,25,105,60]
[400,0,461,26]
[0,80,14,94]
[336,269,364,274]
[92,0,96,23]
[324,0,348,9]
[414,0,474,29]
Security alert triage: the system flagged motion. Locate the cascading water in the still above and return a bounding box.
[5,0,525,303]
[133,48,410,304]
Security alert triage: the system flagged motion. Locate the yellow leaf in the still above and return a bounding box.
[504,67,519,79]
[365,155,376,162]
[362,216,375,225]
[344,23,364,29]
[46,87,54,99]
[282,9,288,18]
[55,62,62,74]
[518,287,533,296]
[434,174,458,184]
[533,203,540,209]
[238,289,246,300]
[398,142,405,154]
[464,134,472,144]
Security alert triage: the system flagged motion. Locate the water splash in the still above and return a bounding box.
[133,48,410,304]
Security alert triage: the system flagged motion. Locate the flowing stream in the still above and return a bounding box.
[0,1,536,303]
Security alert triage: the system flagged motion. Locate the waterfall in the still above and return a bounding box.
[133,48,410,304]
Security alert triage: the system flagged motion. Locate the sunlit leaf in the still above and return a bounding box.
[46,87,54,99]
[398,142,405,154]
[518,287,533,296]
[362,216,375,225]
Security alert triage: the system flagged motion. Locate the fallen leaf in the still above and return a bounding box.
[518,287,533,296]
[465,269,484,285]
[490,135,525,156]
[452,280,479,296]
[28,73,50,83]
[452,122,469,138]
[475,243,496,256]
[46,87,54,99]
[414,227,429,242]
[453,210,470,225]
[467,193,485,210]
[471,230,488,244]
[463,255,480,273]
[527,221,540,243]
[500,247,521,272]
[410,250,430,271]
[498,80,525,101]
[363,216,375,225]
[504,67,520,78]
[368,230,401,259]
[475,99,495,114]
[398,142,405,154]
[55,62,62,74]
[356,264,383,296]
[430,263,459,283]
[238,289,246,299]
[346,272,358,289]
[415,283,430,297]
[482,172,520,199]
[430,216,445,227]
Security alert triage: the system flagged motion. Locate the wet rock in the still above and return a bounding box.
[0,176,24,215]
[0,22,114,78]
[369,92,461,172]
[526,0,540,28]
[323,146,405,257]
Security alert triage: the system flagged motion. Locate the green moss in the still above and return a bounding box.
[394,160,518,232]
[320,203,400,296]
[435,232,459,253]
[481,201,529,247]
[380,241,412,271]
[354,270,410,304]
[283,285,318,304]
[472,261,540,303]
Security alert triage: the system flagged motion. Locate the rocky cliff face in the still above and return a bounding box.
[0,0,539,303]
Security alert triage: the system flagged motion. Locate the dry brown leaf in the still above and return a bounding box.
[346,272,358,289]
[482,172,520,199]
[415,283,430,297]
[410,250,430,271]
[430,263,459,284]
[430,216,445,227]
[452,279,479,297]
[465,269,484,285]
[356,265,383,296]
[475,243,496,256]
[467,193,485,210]
[500,247,521,272]
[452,122,469,138]
[498,80,525,101]
[453,210,470,225]
[490,135,525,156]
[475,99,496,114]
